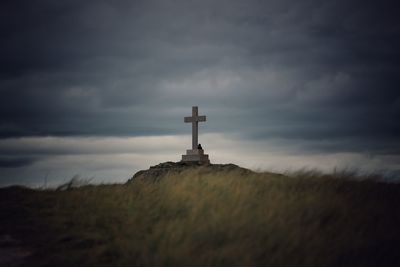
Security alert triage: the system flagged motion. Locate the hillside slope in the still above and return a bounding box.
[1,166,399,267]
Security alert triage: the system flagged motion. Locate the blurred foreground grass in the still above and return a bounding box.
[1,168,400,266]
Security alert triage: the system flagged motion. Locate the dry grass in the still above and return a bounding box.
[1,168,400,266]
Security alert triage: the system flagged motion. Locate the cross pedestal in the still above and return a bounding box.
[181,106,210,164]
[182,148,210,163]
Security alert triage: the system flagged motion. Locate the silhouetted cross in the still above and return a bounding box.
[184,106,206,150]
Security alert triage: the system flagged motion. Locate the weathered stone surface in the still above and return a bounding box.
[186,149,204,155]
[127,161,253,183]
[182,106,210,164]
[181,153,210,163]
[184,106,206,150]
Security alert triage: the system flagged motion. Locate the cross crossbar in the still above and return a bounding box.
[184,115,206,123]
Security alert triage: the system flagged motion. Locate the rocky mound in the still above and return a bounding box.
[127,161,254,183]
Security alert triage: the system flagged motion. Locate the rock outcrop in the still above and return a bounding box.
[127,161,253,183]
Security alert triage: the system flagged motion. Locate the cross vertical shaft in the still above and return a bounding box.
[192,106,198,150]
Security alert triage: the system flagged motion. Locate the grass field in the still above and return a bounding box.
[1,168,400,266]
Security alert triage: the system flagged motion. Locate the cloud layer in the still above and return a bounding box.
[1,135,399,186]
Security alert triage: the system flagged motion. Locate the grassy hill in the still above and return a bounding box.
[1,166,400,266]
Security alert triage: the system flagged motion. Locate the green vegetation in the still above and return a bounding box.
[1,168,400,266]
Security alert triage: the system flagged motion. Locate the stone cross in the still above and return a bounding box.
[184,106,206,150]
[181,106,210,164]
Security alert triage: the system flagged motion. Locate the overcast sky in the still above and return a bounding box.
[1,0,400,186]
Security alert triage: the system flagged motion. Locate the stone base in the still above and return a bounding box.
[182,149,210,164]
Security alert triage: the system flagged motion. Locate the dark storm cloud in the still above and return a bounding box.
[1,0,400,155]
[0,156,36,168]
